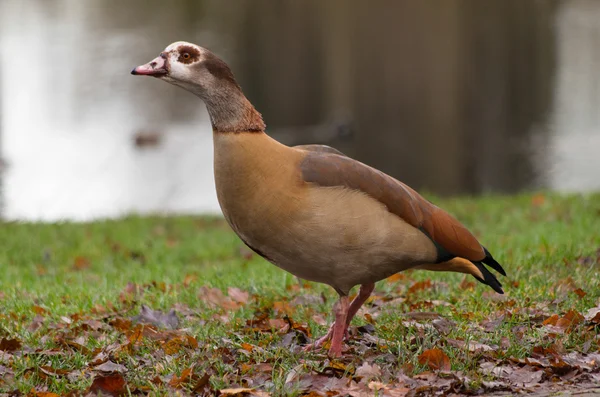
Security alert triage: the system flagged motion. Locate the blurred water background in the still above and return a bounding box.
[0,0,598,221]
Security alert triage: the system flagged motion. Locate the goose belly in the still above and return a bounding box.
[224,185,437,295]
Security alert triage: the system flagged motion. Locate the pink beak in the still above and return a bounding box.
[131,53,168,77]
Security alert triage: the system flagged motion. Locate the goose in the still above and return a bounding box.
[132,42,507,357]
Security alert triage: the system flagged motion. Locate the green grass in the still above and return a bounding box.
[1,193,599,395]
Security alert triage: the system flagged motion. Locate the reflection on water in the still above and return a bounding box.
[0,0,219,220]
[549,1,600,192]
[0,0,598,221]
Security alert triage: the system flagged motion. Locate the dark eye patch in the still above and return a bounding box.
[178,45,201,64]
[203,56,239,87]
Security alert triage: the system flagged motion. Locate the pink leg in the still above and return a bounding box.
[345,283,375,327]
[328,296,349,357]
[303,283,375,355]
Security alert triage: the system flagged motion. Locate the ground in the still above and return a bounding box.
[0,193,599,396]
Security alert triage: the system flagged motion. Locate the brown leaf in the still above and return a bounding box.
[109,317,132,332]
[94,361,128,373]
[240,342,255,352]
[543,314,559,326]
[169,367,194,388]
[432,318,456,336]
[219,388,270,397]
[386,273,406,283]
[459,277,476,290]
[38,365,71,377]
[228,287,250,304]
[554,309,584,332]
[199,286,240,310]
[32,305,48,316]
[403,312,443,321]
[183,273,198,287]
[119,282,142,303]
[31,392,61,397]
[585,306,600,325]
[273,301,294,315]
[408,280,432,294]
[573,288,587,299]
[88,373,127,396]
[418,348,451,371]
[60,339,91,356]
[245,313,289,333]
[131,305,180,329]
[72,255,91,270]
[531,194,545,207]
[311,314,327,326]
[509,366,543,388]
[354,362,382,381]
[0,338,22,352]
[446,338,494,353]
[192,373,212,394]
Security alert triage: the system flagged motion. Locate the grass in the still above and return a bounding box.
[1,192,599,395]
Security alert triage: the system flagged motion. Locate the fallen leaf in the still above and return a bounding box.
[585,305,600,325]
[403,311,442,321]
[446,338,494,353]
[531,194,545,207]
[32,306,48,316]
[131,305,180,329]
[31,392,61,397]
[273,301,294,315]
[162,335,198,355]
[169,367,194,388]
[219,388,269,396]
[386,273,406,283]
[87,374,127,396]
[459,277,476,290]
[311,314,327,326]
[481,315,504,332]
[418,348,451,371]
[72,255,90,270]
[199,286,240,310]
[354,362,381,381]
[228,287,250,304]
[0,338,22,352]
[183,274,198,287]
[432,318,456,336]
[94,361,127,373]
[408,280,432,294]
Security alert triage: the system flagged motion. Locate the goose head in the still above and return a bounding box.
[132,41,264,132]
[131,41,240,99]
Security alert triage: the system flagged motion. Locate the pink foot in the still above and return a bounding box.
[302,323,350,352]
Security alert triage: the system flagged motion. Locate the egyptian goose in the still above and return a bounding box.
[132,42,507,357]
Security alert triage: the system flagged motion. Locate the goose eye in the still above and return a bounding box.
[182,53,191,60]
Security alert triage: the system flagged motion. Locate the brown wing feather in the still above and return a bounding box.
[299,151,485,262]
[294,144,347,157]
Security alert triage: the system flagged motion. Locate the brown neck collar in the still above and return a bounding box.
[202,84,266,133]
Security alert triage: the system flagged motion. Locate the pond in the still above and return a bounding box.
[0,0,598,221]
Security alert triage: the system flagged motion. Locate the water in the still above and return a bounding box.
[0,0,220,220]
[0,0,598,221]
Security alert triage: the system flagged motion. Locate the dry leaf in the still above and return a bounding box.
[73,255,90,270]
[131,305,180,329]
[228,287,250,304]
[408,280,432,294]
[354,362,381,381]
[87,374,127,396]
[94,361,127,373]
[418,348,451,371]
[0,338,22,352]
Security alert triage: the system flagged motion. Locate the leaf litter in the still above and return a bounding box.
[2,275,600,396]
